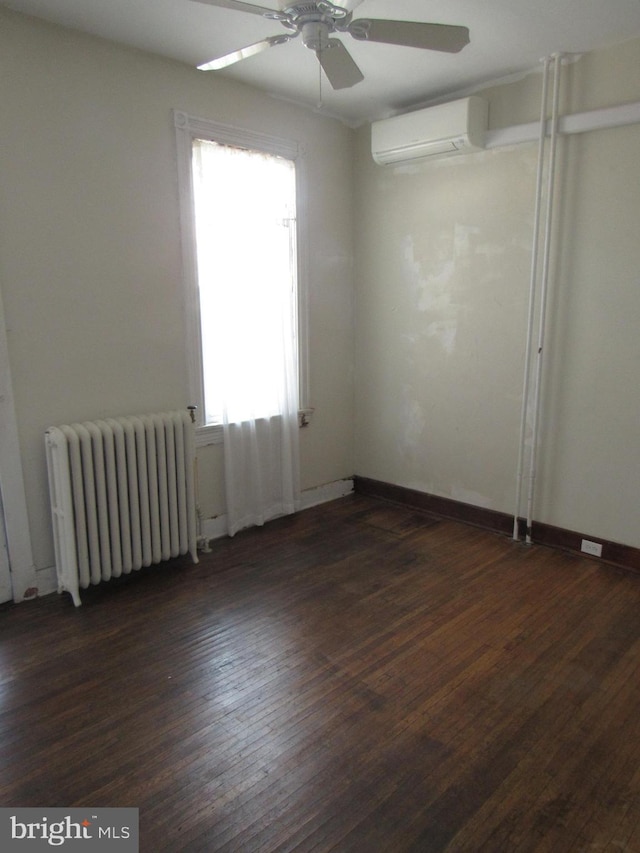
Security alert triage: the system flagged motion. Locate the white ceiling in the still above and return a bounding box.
[3,0,640,125]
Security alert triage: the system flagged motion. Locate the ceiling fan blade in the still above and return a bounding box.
[190,0,287,20]
[198,34,292,70]
[317,39,364,90]
[348,19,470,53]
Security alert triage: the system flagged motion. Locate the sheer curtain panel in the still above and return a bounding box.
[192,140,301,536]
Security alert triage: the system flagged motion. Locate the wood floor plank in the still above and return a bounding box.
[2,494,640,851]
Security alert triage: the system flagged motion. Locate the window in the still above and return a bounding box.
[174,111,309,445]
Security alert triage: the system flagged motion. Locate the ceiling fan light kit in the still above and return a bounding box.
[193,0,470,89]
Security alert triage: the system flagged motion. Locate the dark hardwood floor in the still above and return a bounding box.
[3,494,640,851]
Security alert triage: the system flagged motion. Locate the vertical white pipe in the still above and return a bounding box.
[525,53,563,543]
[512,57,551,541]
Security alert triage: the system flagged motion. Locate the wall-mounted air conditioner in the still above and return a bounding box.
[371,96,488,165]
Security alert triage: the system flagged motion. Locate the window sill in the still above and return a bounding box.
[195,409,314,448]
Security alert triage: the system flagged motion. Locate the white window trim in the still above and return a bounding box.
[173,110,311,447]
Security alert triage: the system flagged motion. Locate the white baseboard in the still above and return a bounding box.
[200,514,228,542]
[35,565,58,598]
[300,477,354,509]
[200,477,354,542]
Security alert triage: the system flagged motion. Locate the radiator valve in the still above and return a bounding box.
[197,535,212,554]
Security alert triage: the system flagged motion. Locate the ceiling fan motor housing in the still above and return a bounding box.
[278,2,350,50]
[301,21,336,51]
[283,1,349,19]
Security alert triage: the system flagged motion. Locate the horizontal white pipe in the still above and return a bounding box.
[485,99,640,149]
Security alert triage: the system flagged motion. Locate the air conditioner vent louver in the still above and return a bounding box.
[371,96,488,165]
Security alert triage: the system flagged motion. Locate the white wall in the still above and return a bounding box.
[2,6,638,593]
[0,7,355,582]
[354,38,640,549]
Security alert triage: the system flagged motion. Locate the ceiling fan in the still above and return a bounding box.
[191,0,470,90]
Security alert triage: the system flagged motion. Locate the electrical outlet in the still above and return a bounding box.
[581,539,603,558]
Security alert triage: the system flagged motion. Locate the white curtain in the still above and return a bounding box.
[192,139,301,536]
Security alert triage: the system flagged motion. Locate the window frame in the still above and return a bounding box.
[173,110,310,446]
